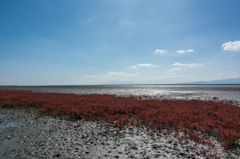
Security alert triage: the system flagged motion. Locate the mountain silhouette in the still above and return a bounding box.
[181,77,240,84]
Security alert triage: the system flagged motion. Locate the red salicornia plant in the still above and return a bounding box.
[0,89,239,149]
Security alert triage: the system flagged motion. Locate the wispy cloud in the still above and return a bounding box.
[154,49,167,54]
[186,49,194,52]
[222,40,240,51]
[131,63,157,69]
[84,71,138,78]
[137,63,156,67]
[119,19,135,27]
[131,65,138,69]
[168,68,183,71]
[173,62,204,67]
[108,71,126,76]
[176,49,194,54]
[107,71,138,77]
[176,50,186,54]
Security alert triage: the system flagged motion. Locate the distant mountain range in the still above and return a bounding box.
[180,77,240,84]
[101,77,240,85]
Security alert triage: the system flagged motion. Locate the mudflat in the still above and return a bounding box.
[0,108,239,159]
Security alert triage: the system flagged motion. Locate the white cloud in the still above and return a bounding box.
[176,50,186,54]
[108,71,126,76]
[137,63,157,67]
[173,62,188,66]
[173,62,204,67]
[188,63,204,67]
[176,49,194,54]
[131,65,138,69]
[108,71,138,77]
[154,49,167,54]
[131,63,156,69]
[168,68,183,71]
[186,49,194,52]
[84,71,138,79]
[222,40,240,51]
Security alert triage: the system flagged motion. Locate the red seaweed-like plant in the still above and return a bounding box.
[0,89,240,149]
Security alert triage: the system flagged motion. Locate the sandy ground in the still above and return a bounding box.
[0,108,239,159]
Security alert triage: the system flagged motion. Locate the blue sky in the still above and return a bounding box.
[0,0,240,85]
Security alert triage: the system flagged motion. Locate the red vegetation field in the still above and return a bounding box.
[0,89,240,149]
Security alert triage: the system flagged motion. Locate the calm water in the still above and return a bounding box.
[0,85,240,102]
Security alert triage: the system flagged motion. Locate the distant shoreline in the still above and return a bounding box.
[1,84,240,87]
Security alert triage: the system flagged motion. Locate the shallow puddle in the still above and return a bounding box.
[0,122,18,129]
[0,115,18,129]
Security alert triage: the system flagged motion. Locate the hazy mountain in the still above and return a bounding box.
[180,77,240,84]
[100,77,240,85]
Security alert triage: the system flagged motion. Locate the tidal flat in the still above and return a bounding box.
[0,108,239,159]
[0,89,240,158]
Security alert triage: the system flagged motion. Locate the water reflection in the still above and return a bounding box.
[0,122,18,129]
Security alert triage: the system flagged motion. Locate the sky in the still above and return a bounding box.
[0,0,240,85]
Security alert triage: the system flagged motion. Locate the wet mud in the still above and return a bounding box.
[1,108,239,159]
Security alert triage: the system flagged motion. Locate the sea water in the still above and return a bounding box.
[0,85,240,102]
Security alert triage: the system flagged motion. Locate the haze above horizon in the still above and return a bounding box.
[1,0,240,85]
